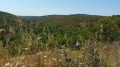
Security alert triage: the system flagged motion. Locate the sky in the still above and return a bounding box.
[0,0,120,16]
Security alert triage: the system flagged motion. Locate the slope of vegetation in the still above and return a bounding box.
[0,11,120,67]
[22,14,100,26]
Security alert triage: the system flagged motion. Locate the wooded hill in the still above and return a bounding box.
[21,14,101,27]
[0,11,120,56]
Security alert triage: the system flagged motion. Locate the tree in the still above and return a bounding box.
[95,17,119,41]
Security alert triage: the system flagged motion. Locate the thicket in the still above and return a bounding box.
[0,15,119,57]
[0,12,120,66]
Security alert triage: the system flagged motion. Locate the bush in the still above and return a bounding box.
[90,17,119,42]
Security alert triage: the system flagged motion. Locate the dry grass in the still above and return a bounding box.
[1,51,57,67]
[99,43,120,67]
[0,48,83,67]
[1,42,120,67]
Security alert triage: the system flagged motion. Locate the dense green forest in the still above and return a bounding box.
[0,11,120,54]
[0,11,120,67]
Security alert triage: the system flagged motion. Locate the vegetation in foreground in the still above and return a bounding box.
[0,11,120,67]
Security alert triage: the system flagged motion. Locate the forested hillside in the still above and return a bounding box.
[22,14,100,26]
[0,11,120,67]
[0,11,30,23]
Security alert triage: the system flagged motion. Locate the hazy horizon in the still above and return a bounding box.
[0,0,120,16]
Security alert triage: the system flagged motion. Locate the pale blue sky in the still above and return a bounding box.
[0,0,120,16]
